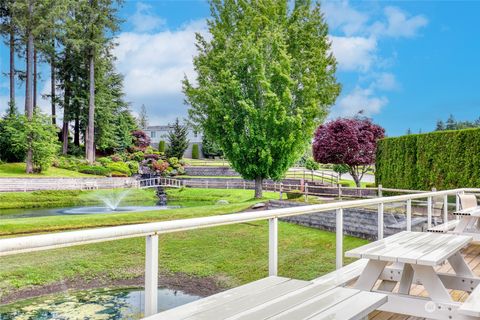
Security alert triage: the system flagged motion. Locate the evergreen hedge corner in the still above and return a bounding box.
[158,140,166,153]
[375,128,480,190]
[192,144,200,159]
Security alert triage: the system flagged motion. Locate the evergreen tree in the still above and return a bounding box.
[166,118,189,159]
[184,0,340,197]
[445,114,456,130]
[435,120,445,131]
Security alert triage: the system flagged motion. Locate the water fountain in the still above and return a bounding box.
[61,189,165,215]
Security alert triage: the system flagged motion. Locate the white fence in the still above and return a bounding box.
[0,187,479,316]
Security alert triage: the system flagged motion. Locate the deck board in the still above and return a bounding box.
[370,243,480,319]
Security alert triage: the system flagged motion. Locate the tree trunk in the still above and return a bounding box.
[254,176,263,199]
[25,0,34,174]
[9,26,15,114]
[74,115,79,146]
[51,41,56,125]
[351,171,361,188]
[33,48,37,109]
[85,51,95,163]
[62,121,69,154]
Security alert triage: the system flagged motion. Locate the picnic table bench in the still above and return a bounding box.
[346,231,480,319]
[145,260,386,320]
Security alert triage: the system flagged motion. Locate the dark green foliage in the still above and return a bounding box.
[78,165,111,176]
[202,135,223,158]
[166,118,189,159]
[192,144,199,159]
[158,140,166,153]
[376,128,480,190]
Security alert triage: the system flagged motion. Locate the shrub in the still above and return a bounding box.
[376,128,480,190]
[286,190,303,199]
[158,140,166,153]
[129,151,145,162]
[168,157,180,168]
[126,161,139,174]
[305,157,319,171]
[78,165,112,176]
[98,157,113,166]
[110,154,123,162]
[111,171,128,177]
[192,144,199,159]
[144,153,160,160]
[132,130,151,151]
[365,183,376,188]
[105,162,132,176]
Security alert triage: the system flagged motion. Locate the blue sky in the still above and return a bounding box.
[1,0,480,137]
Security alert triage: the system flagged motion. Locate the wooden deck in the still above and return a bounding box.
[369,243,480,320]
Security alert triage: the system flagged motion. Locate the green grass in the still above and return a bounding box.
[0,163,98,178]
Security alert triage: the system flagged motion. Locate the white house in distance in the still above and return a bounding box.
[146,125,203,158]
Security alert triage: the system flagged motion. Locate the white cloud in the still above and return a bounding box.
[330,36,377,72]
[114,19,208,125]
[371,72,399,91]
[323,1,369,36]
[332,87,389,117]
[131,2,166,33]
[370,6,428,38]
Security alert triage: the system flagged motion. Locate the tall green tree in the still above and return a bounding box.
[184,0,340,198]
[166,118,189,159]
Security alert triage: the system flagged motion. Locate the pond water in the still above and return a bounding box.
[0,287,200,320]
[0,204,181,220]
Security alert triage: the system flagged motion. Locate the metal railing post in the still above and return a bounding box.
[406,199,412,231]
[378,184,383,197]
[336,208,343,269]
[443,194,448,225]
[145,234,159,317]
[304,183,309,202]
[268,217,278,276]
[378,203,384,240]
[427,196,433,229]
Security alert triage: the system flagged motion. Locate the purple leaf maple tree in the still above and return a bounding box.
[312,118,385,187]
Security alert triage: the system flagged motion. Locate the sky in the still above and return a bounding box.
[1,0,480,137]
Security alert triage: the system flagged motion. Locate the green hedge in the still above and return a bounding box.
[192,144,199,159]
[158,140,166,153]
[376,128,480,190]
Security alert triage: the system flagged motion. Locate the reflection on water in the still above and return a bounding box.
[0,203,181,220]
[0,287,200,320]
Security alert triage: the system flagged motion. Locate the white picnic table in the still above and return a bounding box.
[453,206,480,241]
[346,231,480,319]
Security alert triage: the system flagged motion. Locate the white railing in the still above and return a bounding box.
[1,187,480,316]
[138,177,183,189]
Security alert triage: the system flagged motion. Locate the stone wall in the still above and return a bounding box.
[184,166,239,176]
[0,177,137,192]
[269,200,427,240]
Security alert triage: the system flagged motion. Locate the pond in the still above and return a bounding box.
[0,287,200,320]
[0,204,179,220]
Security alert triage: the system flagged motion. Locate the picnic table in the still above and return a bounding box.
[453,206,480,241]
[346,231,480,319]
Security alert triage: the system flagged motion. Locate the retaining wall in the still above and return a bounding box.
[269,200,427,240]
[184,166,239,176]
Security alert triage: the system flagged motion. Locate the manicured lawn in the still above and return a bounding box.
[0,187,368,301]
[0,163,98,178]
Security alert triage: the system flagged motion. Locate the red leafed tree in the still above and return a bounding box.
[312,118,385,187]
